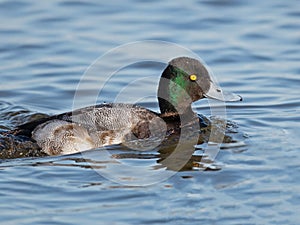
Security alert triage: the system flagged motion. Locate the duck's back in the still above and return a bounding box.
[66,103,159,131]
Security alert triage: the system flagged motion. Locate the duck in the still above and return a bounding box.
[12,57,242,156]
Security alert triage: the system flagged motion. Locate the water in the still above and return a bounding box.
[1,0,299,224]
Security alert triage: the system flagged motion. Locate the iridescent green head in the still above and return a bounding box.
[157,57,241,115]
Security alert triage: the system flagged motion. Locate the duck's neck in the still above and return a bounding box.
[157,66,193,116]
[157,97,193,116]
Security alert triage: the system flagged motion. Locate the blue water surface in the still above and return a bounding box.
[0,0,300,224]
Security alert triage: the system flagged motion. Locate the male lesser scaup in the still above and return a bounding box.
[12,57,242,155]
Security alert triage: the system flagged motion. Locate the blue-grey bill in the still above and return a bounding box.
[204,82,242,102]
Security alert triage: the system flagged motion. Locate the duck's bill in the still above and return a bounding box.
[204,82,242,102]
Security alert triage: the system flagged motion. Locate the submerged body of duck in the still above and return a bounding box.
[6,57,242,156]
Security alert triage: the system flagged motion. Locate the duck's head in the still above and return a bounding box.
[158,57,242,115]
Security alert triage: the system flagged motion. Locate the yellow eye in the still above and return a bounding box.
[189,74,197,81]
